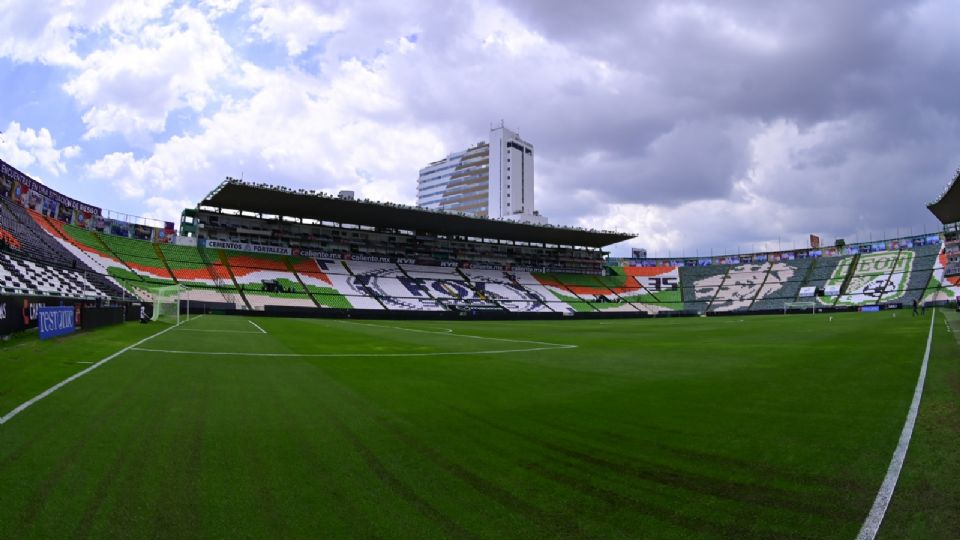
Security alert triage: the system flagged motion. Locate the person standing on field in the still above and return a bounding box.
[912,299,919,316]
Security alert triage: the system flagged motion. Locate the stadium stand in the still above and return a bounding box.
[97,233,174,281]
[2,158,954,318]
[613,267,683,313]
[680,265,730,314]
[749,259,815,312]
[224,252,319,309]
[546,273,639,312]
[529,274,596,312]
[679,260,814,313]
[14,199,954,314]
[458,269,553,313]
[701,263,768,312]
[799,256,845,307]
[924,248,960,303]
[0,226,21,251]
[1,198,74,267]
[36,215,169,299]
[2,199,125,299]
[902,245,939,304]
[291,259,367,309]
[0,251,107,298]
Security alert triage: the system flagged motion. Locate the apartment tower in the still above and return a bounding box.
[416,124,546,224]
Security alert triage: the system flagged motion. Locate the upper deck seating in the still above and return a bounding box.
[344,260,404,278]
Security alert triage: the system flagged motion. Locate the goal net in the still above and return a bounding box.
[783,301,817,315]
[151,285,187,324]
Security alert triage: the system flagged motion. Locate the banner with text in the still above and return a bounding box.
[0,296,84,337]
[38,306,79,340]
[205,239,293,256]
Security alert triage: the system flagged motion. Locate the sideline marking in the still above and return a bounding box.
[856,309,937,540]
[248,320,267,334]
[0,316,203,426]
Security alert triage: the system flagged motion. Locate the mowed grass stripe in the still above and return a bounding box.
[872,310,960,539]
[0,311,951,538]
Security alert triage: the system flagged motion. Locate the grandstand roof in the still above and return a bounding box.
[927,169,960,224]
[200,180,634,248]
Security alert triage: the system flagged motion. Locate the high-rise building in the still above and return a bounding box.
[417,141,491,216]
[417,124,546,224]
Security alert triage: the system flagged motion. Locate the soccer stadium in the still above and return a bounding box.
[1,151,959,539]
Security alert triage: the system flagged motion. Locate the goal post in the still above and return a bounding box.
[783,301,817,315]
[151,285,188,324]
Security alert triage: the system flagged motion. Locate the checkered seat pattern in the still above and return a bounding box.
[1,253,108,297]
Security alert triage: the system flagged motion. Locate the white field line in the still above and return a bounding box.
[131,319,577,358]
[0,315,204,426]
[335,320,570,347]
[248,320,268,334]
[856,309,937,540]
[175,329,264,334]
[130,344,575,357]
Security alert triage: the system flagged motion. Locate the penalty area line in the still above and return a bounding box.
[0,316,201,427]
[248,320,267,334]
[129,344,577,358]
[175,328,264,334]
[334,320,568,347]
[856,309,937,540]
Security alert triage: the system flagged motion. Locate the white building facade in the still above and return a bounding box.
[417,125,546,225]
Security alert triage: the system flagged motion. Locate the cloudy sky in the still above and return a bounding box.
[0,0,957,257]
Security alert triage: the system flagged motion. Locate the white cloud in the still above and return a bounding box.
[0,121,80,178]
[92,0,174,35]
[654,3,782,55]
[85,143,205,198]
[0,0,173,67]
[0,4,81,66]
[200,0,243,19]
[63,6,234,140]
[86,51,445,213]
[249,0,348,56]
[3,0,954,243]
[143,196,193,222]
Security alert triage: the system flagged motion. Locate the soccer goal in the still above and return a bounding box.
[151,285,188,324]
[783,301,817,315]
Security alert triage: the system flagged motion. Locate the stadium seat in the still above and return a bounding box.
[679,265,730,314]
[0,252,108,298]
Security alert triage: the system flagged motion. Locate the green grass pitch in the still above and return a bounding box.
[1,311,958,539]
